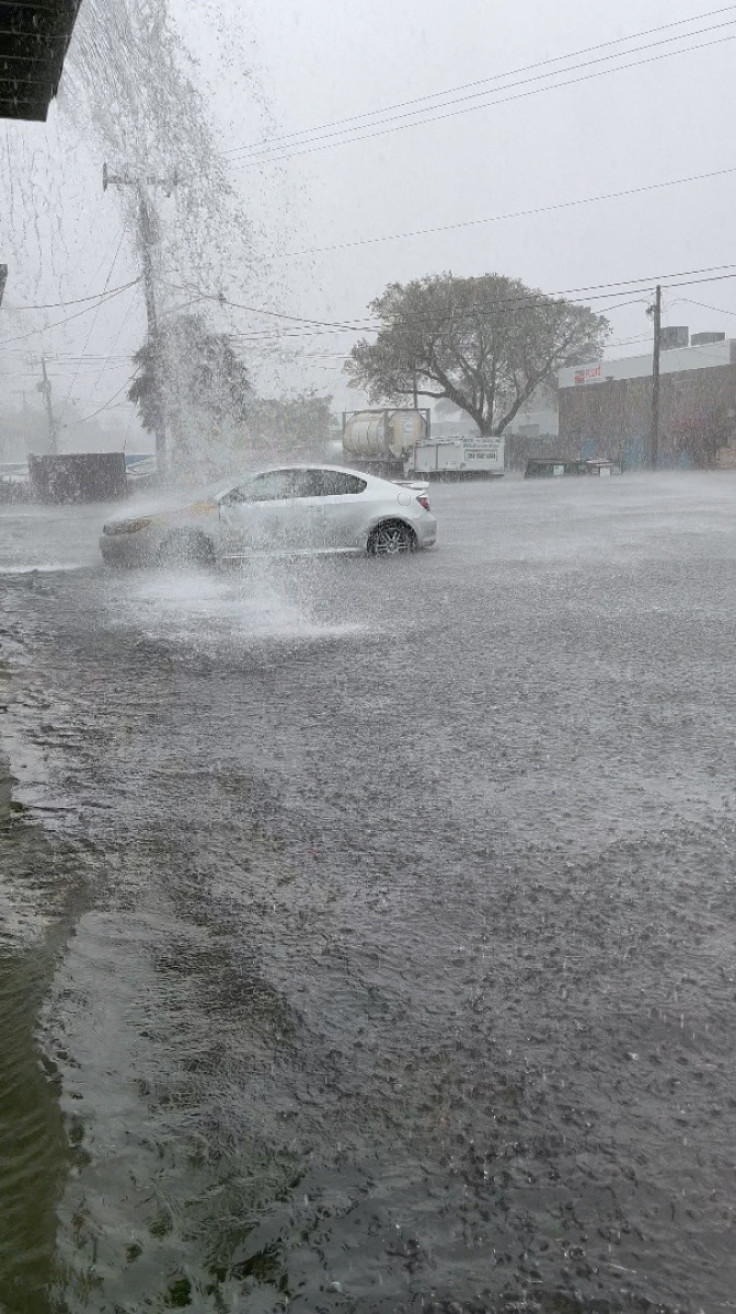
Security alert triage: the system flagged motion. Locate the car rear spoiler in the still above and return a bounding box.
[393,479,430,493]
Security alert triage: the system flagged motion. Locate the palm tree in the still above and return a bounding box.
[128,315,251,457]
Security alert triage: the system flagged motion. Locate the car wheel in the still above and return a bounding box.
[367,520,417,556]
[157,529,215,568]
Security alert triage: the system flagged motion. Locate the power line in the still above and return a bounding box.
[73,283,141,423]
[151,264,736,342]
[285,164,736,258]
[4,362,131,377]
[8,277,140,312]
[47,355,133,364]
[161,279,373,332]
[60,228,127,422]
[0,278,142,347]
[185,294,678,348]
[10,265,734,373]
[227,296,648,346]
[661,270,736,289]
[176,285,636,339]
[606,335,653,349]
[679,295,736,317]
[79,225,132,303]
[70,373,139,427]
[0,351,133,364]
[177,267,736,348]
[224,5,736,158]
[231,29,736,165]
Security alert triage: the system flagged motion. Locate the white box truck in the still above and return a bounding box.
[404,436,504,479]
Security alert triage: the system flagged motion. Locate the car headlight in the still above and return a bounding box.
[103,517,152,536]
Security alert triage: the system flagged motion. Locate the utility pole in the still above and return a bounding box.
[39,356,58,454]
[103,164,178,474]
[647,284,662,470]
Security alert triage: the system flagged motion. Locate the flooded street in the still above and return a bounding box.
[1,472,735,1312]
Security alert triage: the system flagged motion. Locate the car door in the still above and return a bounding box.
[218,470,314,553]
[278,468,330,549]
[304,469,369,549]
[241,469,340,552]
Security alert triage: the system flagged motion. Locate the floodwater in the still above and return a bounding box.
[1,472,736,1313]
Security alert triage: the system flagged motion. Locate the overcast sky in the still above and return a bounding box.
[2,0,736,448]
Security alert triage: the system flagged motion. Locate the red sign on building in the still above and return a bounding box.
[573,364,602,386]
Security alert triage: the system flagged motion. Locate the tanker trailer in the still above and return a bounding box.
[342,408,430,474]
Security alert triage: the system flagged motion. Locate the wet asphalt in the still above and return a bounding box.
[1,471,736,1314]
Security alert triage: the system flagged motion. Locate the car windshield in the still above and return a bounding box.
[207,476,247,502]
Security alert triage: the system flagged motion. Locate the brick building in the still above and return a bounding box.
[557,337,736,468]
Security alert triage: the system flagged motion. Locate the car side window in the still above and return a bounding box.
[223,470,368,502]
[305,470,368,497]
[285,470,326,498]
[248,470,308,501]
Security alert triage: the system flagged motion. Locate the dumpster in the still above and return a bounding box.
[28,453,128,503]
[524,457,622,479]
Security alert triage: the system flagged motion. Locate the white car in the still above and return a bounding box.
[99,464,437,567]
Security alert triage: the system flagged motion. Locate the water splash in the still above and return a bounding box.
[1,1,294,475]
[62,0,257,296]
[113,564,372,648]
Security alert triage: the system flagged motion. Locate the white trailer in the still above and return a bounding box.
[404,437,504,479]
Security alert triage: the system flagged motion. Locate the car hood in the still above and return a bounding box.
[103,479,241,532]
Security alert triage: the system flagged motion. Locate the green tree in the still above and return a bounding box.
[346,273,609,437]
[243,393,340,460]
[128,315,251,457]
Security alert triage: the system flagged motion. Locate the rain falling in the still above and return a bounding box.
[2,2,736,1312]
